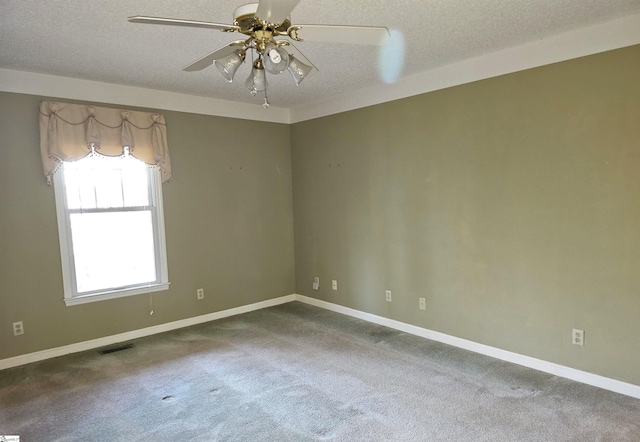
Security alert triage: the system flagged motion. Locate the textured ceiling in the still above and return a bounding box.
[2,0,640,109]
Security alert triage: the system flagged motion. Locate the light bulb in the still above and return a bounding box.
[268,49,282,64]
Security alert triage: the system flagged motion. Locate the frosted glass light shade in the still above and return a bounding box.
[264,43,290,74]
[214,50,246,82]
[287,56,313,86]
[245,64,267,92]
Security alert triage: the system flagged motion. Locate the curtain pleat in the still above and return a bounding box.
[39,101,171,184]
[86,107,100,146]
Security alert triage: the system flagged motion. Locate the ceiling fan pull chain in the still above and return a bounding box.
[263,86,270,109]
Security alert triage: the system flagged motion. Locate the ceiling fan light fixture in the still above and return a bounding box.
[287,55,313,86]
[246,59,268,93]
[263,43,290,74]
[129,1,391,106]
[214,49,246,82]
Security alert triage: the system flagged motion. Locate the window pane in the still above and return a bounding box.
[64,156,149,210]
[94,166,125,208]
[70,211,157,293]
[64,162,97,209]
[121,161,150,207]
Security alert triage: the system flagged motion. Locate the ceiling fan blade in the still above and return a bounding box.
[290,25,390,45]
[286,43,318,74]
[255,0,302,24]
[128,16,240,32]
[182,44,241,72]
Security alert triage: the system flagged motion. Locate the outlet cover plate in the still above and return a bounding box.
[572,328,584,346]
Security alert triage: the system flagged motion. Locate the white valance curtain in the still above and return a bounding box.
[39,101,171,184]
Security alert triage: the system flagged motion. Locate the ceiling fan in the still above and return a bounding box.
[129,0,390,108]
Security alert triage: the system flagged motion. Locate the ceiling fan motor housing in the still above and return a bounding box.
[233,2,291,33]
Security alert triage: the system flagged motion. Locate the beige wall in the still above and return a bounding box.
[0,92,295,359]
[2,45,639,387]
[291,45,640,385]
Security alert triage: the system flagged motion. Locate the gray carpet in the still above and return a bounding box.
[1,302,639,441]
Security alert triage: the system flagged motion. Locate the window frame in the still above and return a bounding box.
[53,155,169,306]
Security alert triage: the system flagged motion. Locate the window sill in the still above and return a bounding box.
[64,282,170,306]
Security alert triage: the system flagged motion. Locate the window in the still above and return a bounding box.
[53,149,169,305]
[39,101,171,305]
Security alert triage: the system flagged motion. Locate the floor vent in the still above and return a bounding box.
[98,343,134,355]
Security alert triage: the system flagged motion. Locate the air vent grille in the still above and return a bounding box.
[98,343,134,355]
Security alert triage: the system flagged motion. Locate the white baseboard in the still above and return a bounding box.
[0,295,295,371]
[294,294,640,400]
[3,292,639,400]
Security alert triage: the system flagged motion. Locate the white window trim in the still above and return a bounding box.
[53,162,169,306]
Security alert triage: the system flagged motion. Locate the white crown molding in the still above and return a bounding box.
[294,295,640,400]
[290,13,640,123]
[0,295,295,371]
[0,68,291,124]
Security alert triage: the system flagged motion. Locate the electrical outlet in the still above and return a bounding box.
[197,288,204,300]
[419,298,426,310]
[332,280,338,291]
[572,329,584,346]
[385,290,392,302]
[13,321,24,336]
[313,277,319,290]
